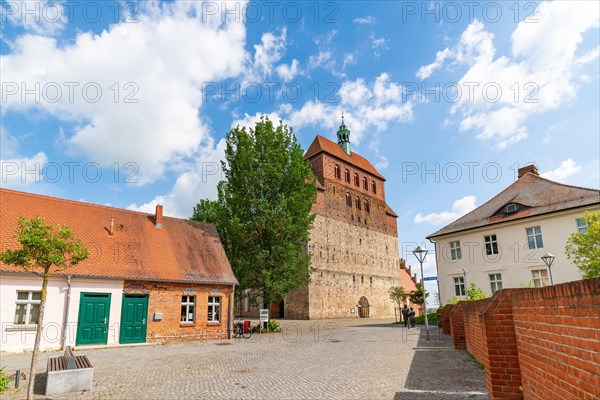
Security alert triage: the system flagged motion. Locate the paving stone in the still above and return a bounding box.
[1,319,488,399]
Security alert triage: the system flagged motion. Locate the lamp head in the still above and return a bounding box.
[413,246,428,263]
[541,252,555,267]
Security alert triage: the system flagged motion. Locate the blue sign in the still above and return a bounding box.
[423,276,438,281]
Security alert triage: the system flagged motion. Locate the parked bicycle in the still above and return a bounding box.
[233,319,253,339]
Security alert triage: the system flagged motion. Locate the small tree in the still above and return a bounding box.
[465,283,490,300]
[0,216,88,399]
[388,286,406,321]
[566,212,600,279]
[409,283,429,307]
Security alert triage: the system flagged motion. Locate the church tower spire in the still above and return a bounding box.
[337,113,351,155]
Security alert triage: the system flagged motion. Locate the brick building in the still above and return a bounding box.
[241,120,418,319]
[0,189,237,352]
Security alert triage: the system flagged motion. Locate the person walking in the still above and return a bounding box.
[401,304,410,327]
[408,307,416,329]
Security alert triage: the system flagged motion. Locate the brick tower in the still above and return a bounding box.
[284,119,418,319]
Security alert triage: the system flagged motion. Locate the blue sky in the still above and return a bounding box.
[1,1,599,301]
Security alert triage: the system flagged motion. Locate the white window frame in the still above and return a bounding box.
[531,269,550,288]
[453,276,465,296]
[208,296,221,323]
[14,291,41,327]
[181,295,196,323]
[576,219,588,233]
[450,241,462,260]
[484,234,499,255]
[489,273,503,293]
[526,226,544,249]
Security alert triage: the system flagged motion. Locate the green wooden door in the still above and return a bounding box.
[76,293,111,345]
[120,294,148,344]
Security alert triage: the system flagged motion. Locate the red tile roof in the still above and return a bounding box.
[428,173,600,238]
[305,135,385,180]
[0,189,237,285]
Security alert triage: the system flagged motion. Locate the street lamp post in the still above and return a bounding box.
[413,246,429,341]
[541,252,555,285]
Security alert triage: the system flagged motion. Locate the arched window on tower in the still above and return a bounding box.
[363,176,368,191]
[334,164,341,180]
[371,180,377,194]
[346,193,352,207]
[365,200,370,213]
[354,173,360,187]
[345,169,350,183]
[355,196,361,210]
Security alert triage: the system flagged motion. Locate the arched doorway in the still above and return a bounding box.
[358,296,370,318]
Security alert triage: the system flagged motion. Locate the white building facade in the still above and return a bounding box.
[428,165,600,304]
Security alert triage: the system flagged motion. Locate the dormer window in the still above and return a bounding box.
[505,203,517,213]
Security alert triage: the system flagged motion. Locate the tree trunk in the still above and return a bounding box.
[27,270,49,399]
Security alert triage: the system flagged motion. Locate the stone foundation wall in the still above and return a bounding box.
[288,214,417,319]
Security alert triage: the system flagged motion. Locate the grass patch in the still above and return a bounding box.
[390,312,438,325]
[415,312,437,325]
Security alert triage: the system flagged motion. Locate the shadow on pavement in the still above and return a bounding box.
[394,326,489,400]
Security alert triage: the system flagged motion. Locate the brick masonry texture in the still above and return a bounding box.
[124,280,233,342]
[446,278,600,400]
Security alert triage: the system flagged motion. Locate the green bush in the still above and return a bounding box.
[252,319,282,333]
[0,367,10,394]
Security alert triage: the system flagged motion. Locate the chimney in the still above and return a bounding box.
[518,164,539,179]
[155,205,163,229]
[109,218,114,236]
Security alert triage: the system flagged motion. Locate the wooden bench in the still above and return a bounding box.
[46,346,93,395]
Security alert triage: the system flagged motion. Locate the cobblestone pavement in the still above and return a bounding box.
[1,319,488,399]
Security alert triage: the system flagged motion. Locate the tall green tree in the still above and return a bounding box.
[192,117,317,306]
[566,212,600,278]
[0,216,88,399]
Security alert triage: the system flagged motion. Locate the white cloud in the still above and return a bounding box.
[128,139,227,218]
[370,34,388,58]
[417,1,600,149]
[276,59,299,81]
[414,196,477,225]
[1,151,48,188]
[353,16,376,25]
[416,48,451,79]
[287,73,413,145]
[3,0,66,35]
[253,28,287,77]
[1,1,248,185]
[343,53,357,69]
[308,51,334,70]
[541,159,582,182]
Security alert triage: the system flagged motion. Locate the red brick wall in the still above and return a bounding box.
[511,278,600,400]
[482,289,524,399]
[449,302,466,349]
[440,304,454,335]
[446,278,600,400]
[310,153,393,236]
[124,281,233,343]
[463,298,492,368]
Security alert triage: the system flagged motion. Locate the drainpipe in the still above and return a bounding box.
[61,274,72,350]
[228,284,235,339]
